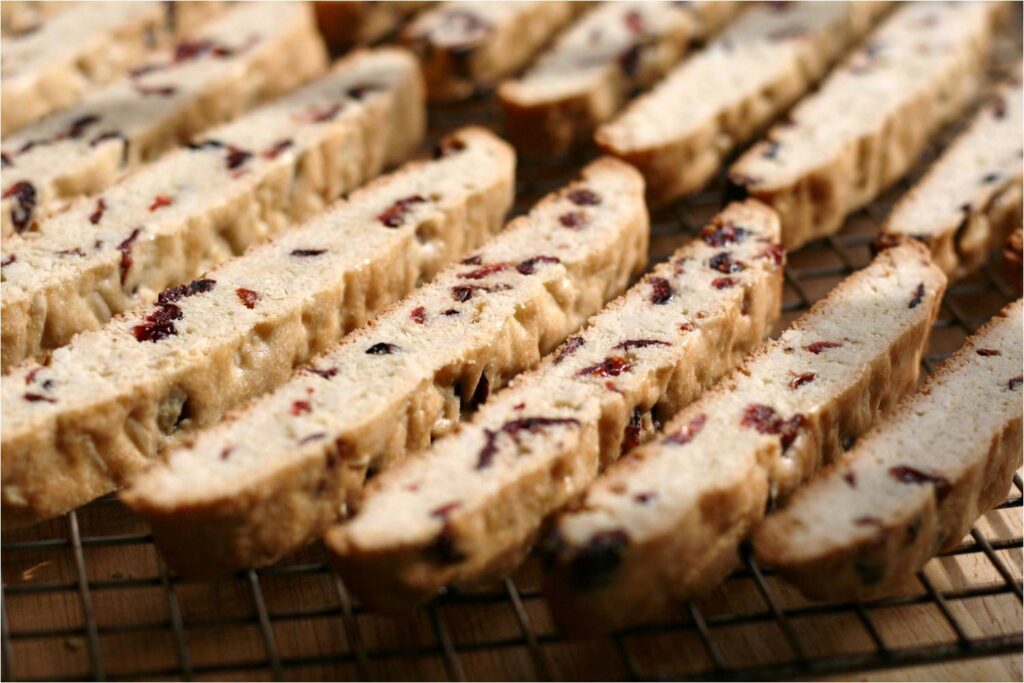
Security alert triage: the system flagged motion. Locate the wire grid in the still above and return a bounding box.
[4,24,1024,683]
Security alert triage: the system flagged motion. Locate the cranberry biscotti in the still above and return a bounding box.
[327,200,784,609]
[1,48,424,373]
[596,1,889,205]
[756,300,1022,600]
[1,2,328,238]
[2,128,513,530]
[122,158,649,576]
[878,79,1023,280]
[402,1,581,102]
[727,2,1003,248]
[543,240,947,633]
[498,1,741,156]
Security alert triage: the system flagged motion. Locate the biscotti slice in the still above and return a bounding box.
[1,48,425,374]
[316,1,426,48]
[596,1,889,205]
[0,2,217,133]
[122,158,648,576]
[1,128,513,530]
[727,2,1002,249]
[755,301,1023,601]
[543,240,947,633]
[327,200,784,609]
[1,2,328,239]
[498,1,741,157]
[402,1,580,102]
[878,80,1023,280]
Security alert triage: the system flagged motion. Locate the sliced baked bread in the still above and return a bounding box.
[596,1,890,205]
[498,1,741,156]
[1,48,425,373]
[122,158,649,576]
[402,1,580,102]
[326,200,784,609]
[543,240,947,633]
[1,2,328,238]
[755,300,1023,600]
[2,128,513,530]
[878,79,1023,279]
[728,2,1003,249]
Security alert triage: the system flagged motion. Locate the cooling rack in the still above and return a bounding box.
[2,11,1023,683]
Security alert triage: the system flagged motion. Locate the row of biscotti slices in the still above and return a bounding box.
[1,47,426,374]
[315,1,426,50]
[1,1,224,133]
[400,1,586,102]
[540,239,948,633]
[1,128,514,530]
[729,1,1005,249]
[878,77,1023,280]
[326,200,786,609]
[595,1,891,205]
[498,0,741,157]
[1,2,329,239]
[120,157,649,576]
[756,299,1022,601]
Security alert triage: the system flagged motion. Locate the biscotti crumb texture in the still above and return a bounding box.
[327,200,784,610]
[402,1,580,102]
[879,79,1023,280]
[1,127,513,531]
[543,240,947,633]
[122,157,649,577]
[1,2,216,133]
[755,300,1023,601]
[728,1,1002,249]
[498,1,741,156]
[1,2,329,239]
[597,1,890,205]
[1,48,425,374]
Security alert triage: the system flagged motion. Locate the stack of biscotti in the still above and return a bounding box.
[728,2,1004,249]
[2,128,514,530]
[326,200,784,609]
[543,240,947,633]
[1,2,221,133]
[402,1,582,102]
[1,48,425,373]
[756,300,1023,601]
[316,1,425,49]
[122,158,649,576]
[596,1,890,205]
[1,2,328,238]
[878,78,1023,280]
[498,1,741,156]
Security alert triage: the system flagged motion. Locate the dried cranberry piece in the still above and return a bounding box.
[262,139,293,160]
[559,211,587,229]
[555,336,584,364]
[66,114,100,139]
[711,277,735,289]
[789,372,815,389]
[704,223,751,249]
[760,140,781,159]
[568,188,601,206]
[576,356,631,378]
[431,502,463,519]
[623,9,644,33]
[117,227,143,284]
[613,339,669,351]
[888,465,951,501]
[740,403,805,450]
[236,288,259,309]
[1,254,15,267]
[1,153,12,168]
[3,181,36,233]
[649,277,673,304]
[366,342,400,355]
[57,247,84,257]
[1009,376,1023,390]
[461,255,482,265]
[709,252,745,274]
[133,301,182,342]
[89,198,106,225]
[300,102,343,123]
[855,516,882,527]
[516,255,560,275]
[173,38,212,62]
[805,341,842,354]
[476,416,581,469]
[347,83,381,100]
[291,248,326,257]
[377,195,426,227]
[157,278,215,305]
[678,322,694,333]
[664,414,707,446]
[976,348,1001,356]
[149,194,173,211]
[305,365,339,379]
[23,392,57,403]
[992,95,1007,119]
[291,400,312,416]
[843,471,857,487]
[452,285,474,302]
[459,262,509,279]
[908,283,925,309]
[433,136,467,158]
[410,306,427,324]
[757,243,785,268]
[225,146,252,170]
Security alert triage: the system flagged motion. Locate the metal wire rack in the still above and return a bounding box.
[3,13,1023,683]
